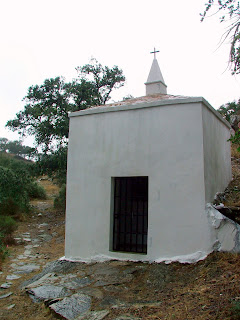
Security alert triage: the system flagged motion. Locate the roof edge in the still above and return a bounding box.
[69,96,230,129]
[144,80,167,87]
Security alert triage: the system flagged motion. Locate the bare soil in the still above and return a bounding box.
[0,172,240,319]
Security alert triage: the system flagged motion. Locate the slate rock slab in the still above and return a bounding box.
[77,310,109,320]
[27,285,70,301]
[14,264,40,274]
[77,287,103,300]
[22,260,83,289]
[114,315,142,320]
[0,282,12,289]
[49,293,91,320]
[25,273,56,289]
[0,292,13,299]
[99,296,119,308]
[65,277,92,289]
[87,265,120,276]
[93,273,133,287]
[6,274,21,280]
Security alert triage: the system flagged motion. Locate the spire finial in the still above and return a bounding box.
[150,47,160,59]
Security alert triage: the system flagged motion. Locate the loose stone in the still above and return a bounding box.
[7,304,15,310]
[27,285,71,301]
[14,264,40,274]
[0,282,12,289]
[0,292,13,299]
[77,310,109,320]
[114,315,142,320]
[6,274,21,280]
[49,293,91,320]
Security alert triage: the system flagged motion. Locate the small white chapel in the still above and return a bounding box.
[64,50,237,263]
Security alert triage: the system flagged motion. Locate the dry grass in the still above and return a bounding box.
[38,177,60,198]
[231,143,240,159]
[217,145,240,207]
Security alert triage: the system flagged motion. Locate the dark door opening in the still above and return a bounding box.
[113,176,148,254]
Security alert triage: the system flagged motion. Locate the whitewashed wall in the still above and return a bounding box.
[65,99,221,262]
[202,104,232,203]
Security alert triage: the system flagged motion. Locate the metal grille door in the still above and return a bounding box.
[113,177,148,254]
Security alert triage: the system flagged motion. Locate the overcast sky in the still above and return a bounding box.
[1,0,240,145]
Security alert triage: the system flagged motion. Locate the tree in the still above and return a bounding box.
[0,138,36,160]
[201,0,240,74]
[217,99,240,149]
[6,60,125,152]
[0,138,8,152]
[76,59,126,105]
[218,99,240,122]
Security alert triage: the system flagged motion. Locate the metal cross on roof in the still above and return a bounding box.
[150,47,160,59]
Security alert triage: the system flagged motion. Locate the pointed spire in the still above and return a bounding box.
[145,48,167,95]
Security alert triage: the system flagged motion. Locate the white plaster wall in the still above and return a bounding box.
[146,82,167,95]
[65,102,212,262]
[202,105,232,203]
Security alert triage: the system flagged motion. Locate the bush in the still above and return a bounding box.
[0,232,9,261]
[0,153,47,215]
[0,166,30,215]
[0,216,17,235]
[54,184,66,212]
[27,181,47,199]
[0,216,16,261]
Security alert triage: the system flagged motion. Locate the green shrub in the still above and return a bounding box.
[0,216,16,261]
[0,216,17,235]
[54,184,66,212]
[27,181,47,199]
[0,166,30,215]
[0,153,45,215]
[0,232,9,261]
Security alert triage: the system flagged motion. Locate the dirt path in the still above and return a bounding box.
[0,179,65,320]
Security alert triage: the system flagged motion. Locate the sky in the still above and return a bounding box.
[0,0,240,146]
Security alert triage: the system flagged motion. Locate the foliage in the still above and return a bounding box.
[76,59,125,105]
[0,216,17,235]
[0,151,35,181]
[0,216,16,261]
[122,94,134,101]
[54,184,66,211]
[0,138,36,159]
[218,99,240,121]
[229,129,240,149]
[6,60,125,152]
[0,152,47,215]
[27,181,47,199]
[35,146,67,185]
[218,99,240,149]
[0,138,8,152]
[0,232,9,261]
[201,0,240,74]
[0,166,30,215]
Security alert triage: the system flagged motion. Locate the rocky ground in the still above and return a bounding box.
[0,179,240,319]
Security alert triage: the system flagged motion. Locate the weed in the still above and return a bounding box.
[0,232,9,261]
[231,299,240,319]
